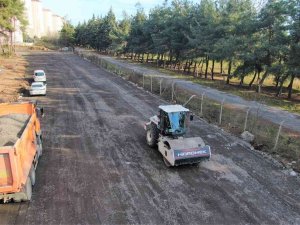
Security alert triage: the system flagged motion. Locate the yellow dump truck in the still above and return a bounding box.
[0,102,43,203]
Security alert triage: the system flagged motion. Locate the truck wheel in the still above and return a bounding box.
[163,157,172,167]
[146,123,159,148]
[22,179,32,201]
[30,165,36,186]
[37,135,43,157]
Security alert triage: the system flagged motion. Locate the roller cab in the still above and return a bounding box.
[145,104,211,167]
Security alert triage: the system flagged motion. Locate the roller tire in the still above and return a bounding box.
[37,135,43,157]
[163,157,172,167]
[29,165,36,186]
[146,123,159,148]
[22,179,32,201]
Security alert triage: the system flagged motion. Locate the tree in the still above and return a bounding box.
[109,11,131,54]
[126,5,148,59]
[255,0,290,93]
[285,0,300,99]
[98,7,117,52]
[227,0,258,85]
[189,0,218,78]
[0,0,27,54]
[216,0,256,83]
[59,21,75,47]
[72,0,299,100]
[167,0,193,67]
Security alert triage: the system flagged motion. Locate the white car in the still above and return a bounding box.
[29,82,47,96]
[61,47,69,51]
[33,70,46,82]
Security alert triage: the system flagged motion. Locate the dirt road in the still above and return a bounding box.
[0,52,299,225]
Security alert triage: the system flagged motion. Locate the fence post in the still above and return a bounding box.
[150,76,153,92]
[131,69,134,80]
[244,108,251,132]
[273,120,284,151]
[159,79,163,95]
[171,82,175,102]
[200,92,206,116]
[219,98,225,125]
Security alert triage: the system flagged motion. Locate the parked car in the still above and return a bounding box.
[29,82,47,96]
[33,70,46,82]
[60,47,69,51]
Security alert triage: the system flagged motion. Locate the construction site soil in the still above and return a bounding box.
[0,52,299,225]
[0,55,28,103]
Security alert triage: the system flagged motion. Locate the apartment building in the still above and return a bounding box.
[8,0,64,42]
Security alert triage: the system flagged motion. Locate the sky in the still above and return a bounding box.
[42,0,199,25]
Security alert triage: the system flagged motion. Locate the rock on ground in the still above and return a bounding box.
[241,131,255,143]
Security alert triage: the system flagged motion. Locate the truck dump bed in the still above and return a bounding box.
[0,102,42,202]
[0,114,30,146]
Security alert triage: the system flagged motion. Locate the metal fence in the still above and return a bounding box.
[75,49,300,172]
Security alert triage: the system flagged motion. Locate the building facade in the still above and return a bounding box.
[31,0,44,38]
[23,0,34,35]
[52,15,64,34]
[43,9,54,36]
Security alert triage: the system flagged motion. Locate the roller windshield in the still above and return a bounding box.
[168,112,187,134]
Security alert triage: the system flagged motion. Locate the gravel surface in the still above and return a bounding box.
[0,52,299,225]
[0,114,30,146]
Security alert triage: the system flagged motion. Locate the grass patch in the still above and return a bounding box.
[140,63,300,114]
[34,37,60,50]
[118,57,300,115]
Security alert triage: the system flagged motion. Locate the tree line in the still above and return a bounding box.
[63,0,300,99]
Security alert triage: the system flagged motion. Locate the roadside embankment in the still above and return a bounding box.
[0,55,28,103]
